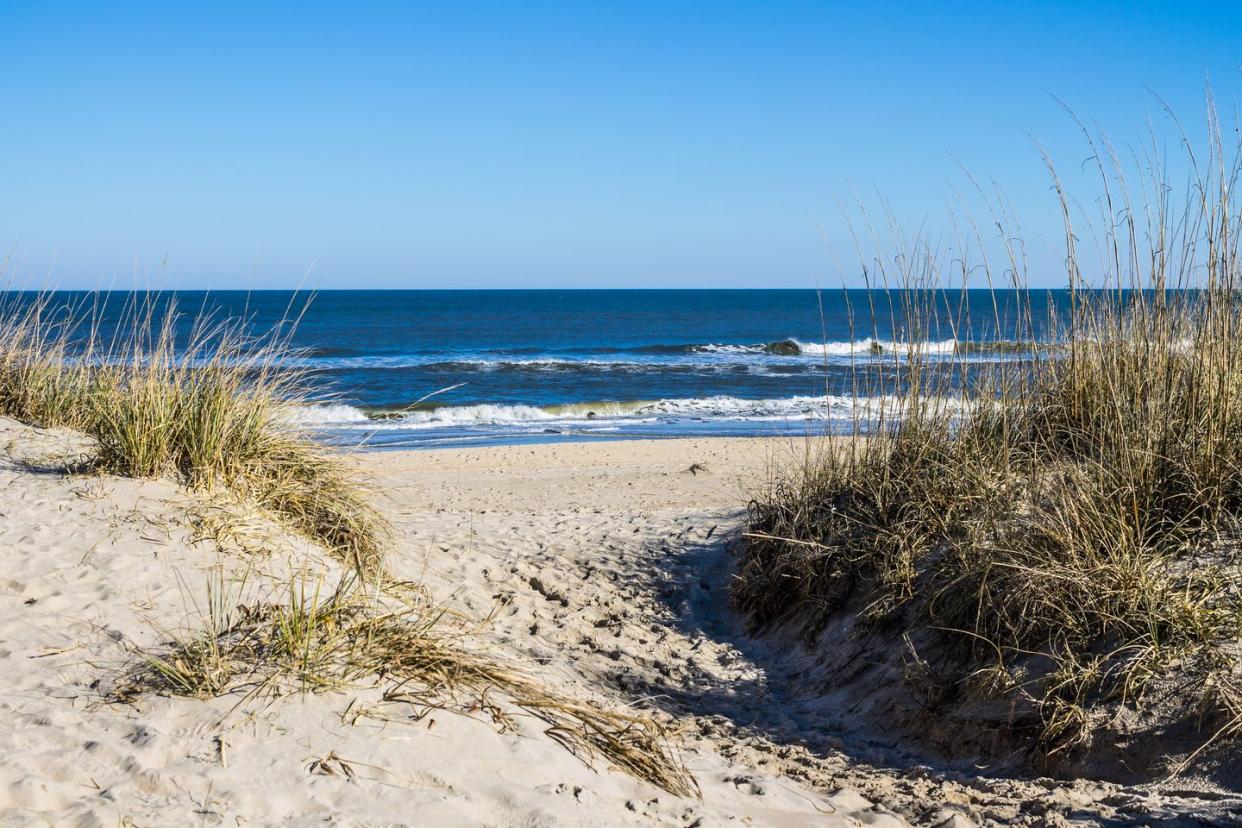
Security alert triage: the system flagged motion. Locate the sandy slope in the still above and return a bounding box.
[0,423,899,826]
[2,421,1238,826]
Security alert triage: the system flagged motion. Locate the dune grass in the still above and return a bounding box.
[118,573,699,798]
[0,292,385,574]
[734,105,1242,772]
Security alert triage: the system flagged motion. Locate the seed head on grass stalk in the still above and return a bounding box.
[734,98,1242,774]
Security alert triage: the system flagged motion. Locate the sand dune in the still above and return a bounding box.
[0,424,895,826]
[1,421,1234,825]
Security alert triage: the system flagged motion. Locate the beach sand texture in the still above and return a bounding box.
[0,419,1226,826]
[0,421,898,826]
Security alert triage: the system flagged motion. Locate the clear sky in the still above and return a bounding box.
[2,1,1239,290]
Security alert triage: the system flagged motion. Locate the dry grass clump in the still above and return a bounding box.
[119,575,699,798]
[0,293,384,574]
[734,105,1242,773]
[0,295,97,429]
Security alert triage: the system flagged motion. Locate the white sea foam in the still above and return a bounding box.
[694,343,768,355]
[788,337,960,357]
[402,403,561,424]
[284,403,373,426]
[288,394,953,432]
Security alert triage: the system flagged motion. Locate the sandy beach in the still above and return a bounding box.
[10,2,1242,823]
[1,419,1234,826]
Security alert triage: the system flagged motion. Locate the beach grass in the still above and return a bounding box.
[733,103,1242,774]
[118,571,699,798]
[0,292,385,574]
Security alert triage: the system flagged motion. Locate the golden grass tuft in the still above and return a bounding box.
[119,575,699,798]
[734,101,1242,773]
[0,292,385,575]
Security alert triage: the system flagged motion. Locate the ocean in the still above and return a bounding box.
[25,289,1068,449]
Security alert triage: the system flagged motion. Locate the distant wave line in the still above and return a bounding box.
[289,338,1045,370]
[286,393,968,431]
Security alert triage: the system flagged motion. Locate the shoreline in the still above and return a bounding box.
[323,420,852,452]
[344,430,802,452]
[352,432,804,463]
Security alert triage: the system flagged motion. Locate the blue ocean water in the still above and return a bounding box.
[23,289,1068,448]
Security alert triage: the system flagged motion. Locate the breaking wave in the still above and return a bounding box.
[286,394,955,432]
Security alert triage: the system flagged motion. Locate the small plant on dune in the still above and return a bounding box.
[734,101,1242,774]
[118,573,699,798]
[0,292,385,574]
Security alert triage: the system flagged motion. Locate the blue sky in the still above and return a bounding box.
[2,1,1239,290]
